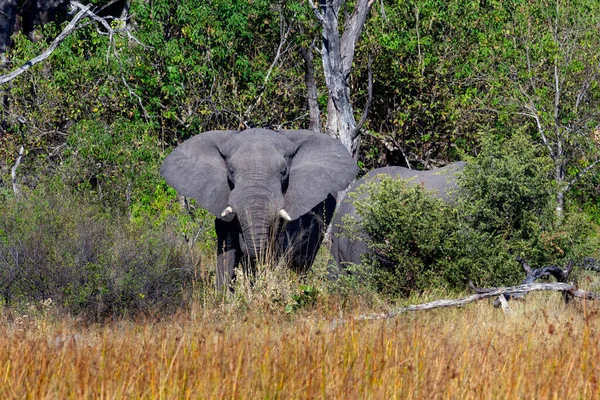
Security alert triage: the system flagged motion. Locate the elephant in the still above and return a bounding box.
[328,161,466,276]
[160,128,358,289]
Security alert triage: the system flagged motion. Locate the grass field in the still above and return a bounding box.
[2,289,599,399]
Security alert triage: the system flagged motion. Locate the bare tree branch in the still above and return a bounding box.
[564,158,600,193]
[0,4,91,85]
[355,52,372,132]
[498,258,574,304]
[70,1,150,120]
[340,0,376,77]
[307,0,325,24]
[11,145,23,195]
[517,103,555,158]
[300,41,321,132]
[0,0,148,133]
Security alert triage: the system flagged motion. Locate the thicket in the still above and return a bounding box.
[0,180,210,321]
[353,133,600,296]
[0,0,599,312]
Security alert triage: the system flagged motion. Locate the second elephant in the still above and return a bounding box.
[328,162,466,275]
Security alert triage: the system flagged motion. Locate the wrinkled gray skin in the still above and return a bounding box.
[161,129,358,290]
[329,161,466,276]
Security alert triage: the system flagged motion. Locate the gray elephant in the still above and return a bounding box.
[329,161,465,275]
[160,128,358,289]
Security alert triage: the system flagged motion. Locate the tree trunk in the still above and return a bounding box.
[555,151,565,222]
[300,45,321,133]
[311,0,375,157]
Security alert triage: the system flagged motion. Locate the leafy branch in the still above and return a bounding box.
[0,1,149,118]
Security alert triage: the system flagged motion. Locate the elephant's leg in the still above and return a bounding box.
[284,195,336,273]
[215,218,241,291]
[328,218,369,281]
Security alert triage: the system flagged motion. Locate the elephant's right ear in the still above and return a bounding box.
[160,130,236,218]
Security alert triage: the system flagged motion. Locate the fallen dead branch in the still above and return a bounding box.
[330,282,600,327]
[331,257,600,328]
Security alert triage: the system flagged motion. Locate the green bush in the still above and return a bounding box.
[458,133,598,268]
[0,181,208,320]
[352,177,518,296]
[458,134,555,246]
[351,134,600,297]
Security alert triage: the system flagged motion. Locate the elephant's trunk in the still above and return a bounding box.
[239,219,272,261]
[236,196,278,261]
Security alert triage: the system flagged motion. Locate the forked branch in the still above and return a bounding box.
[331,257,598,328]
[0,1,144,86]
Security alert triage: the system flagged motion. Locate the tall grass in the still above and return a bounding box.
[2,183,600,398]
[1,292,599,398]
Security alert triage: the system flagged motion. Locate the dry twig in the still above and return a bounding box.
[11,145,24,195]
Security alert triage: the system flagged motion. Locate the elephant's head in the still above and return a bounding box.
[160,129,358,258]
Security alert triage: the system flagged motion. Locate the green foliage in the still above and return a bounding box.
[0,182,207,321]
[60,119,161,208]
[352,177,517,296]
[285,285,319,314]
[459,133,599,267]
[56,118,216,248]
[459,133,555,239]
[359,0,515,167]
[352,134,599,297]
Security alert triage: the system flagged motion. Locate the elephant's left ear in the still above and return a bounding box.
[280,129,358,219]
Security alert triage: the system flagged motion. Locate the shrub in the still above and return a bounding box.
[0,181,208,321]
[352,177,518,296]
[351,133,600,297]
[458,133,555,250]
[458,133,599,268]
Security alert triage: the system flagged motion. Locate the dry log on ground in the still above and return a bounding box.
[331,281,600,328]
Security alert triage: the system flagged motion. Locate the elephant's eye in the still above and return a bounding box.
[228,167,234,178]
[280,166,288,178]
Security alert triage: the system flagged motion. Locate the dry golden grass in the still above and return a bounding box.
[1,291,600,399]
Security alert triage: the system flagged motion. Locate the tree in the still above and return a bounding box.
[501,0,600,220]
[308,0,375,157]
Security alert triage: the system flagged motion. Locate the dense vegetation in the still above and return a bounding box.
[352,133,599,295]
[1,0,600,317]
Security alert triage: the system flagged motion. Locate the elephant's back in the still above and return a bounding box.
[329,162,465,269]
[358,162,465,201]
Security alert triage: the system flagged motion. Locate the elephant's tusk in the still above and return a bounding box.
[279,209,292,221]
[221,206,233,217]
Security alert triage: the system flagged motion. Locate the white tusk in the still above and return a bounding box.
[221,206,233,217]
[279,209,292,221]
